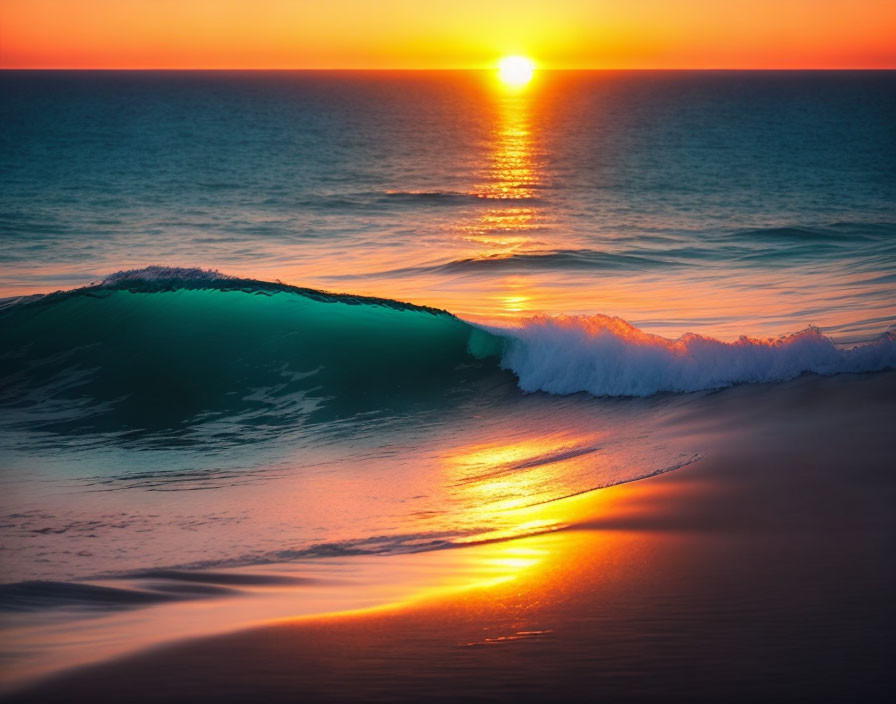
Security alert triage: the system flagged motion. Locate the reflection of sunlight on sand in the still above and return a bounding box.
[443,433,601,531]
[5,422,686,695]
[4,429,637,692]
[1,537,554,693]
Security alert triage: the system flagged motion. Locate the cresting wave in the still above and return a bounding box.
[1,267,894,439]
[476,315,896,397]
[0,267,498,440]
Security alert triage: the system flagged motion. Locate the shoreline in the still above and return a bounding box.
[5,371,895,702]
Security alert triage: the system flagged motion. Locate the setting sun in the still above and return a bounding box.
[497,56,535,86]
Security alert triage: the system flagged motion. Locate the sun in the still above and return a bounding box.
[497,56,535,87]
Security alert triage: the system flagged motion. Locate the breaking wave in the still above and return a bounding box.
[1,267,893,439]
[477,314,896,397]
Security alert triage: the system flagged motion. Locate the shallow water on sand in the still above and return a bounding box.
[2,372,894,696]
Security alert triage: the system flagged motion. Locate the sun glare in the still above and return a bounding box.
[497,56,535,87]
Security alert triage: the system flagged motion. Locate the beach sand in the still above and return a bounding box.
[6,372,895,703]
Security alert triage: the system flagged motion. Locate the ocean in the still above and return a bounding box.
[1,70,895,690]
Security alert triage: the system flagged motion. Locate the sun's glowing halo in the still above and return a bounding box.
[497,56,535,87]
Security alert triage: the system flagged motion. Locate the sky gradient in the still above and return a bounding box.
[1,0,895,69]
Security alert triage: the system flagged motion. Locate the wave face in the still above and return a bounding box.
[2,268,894,442]
[0,268,506,442]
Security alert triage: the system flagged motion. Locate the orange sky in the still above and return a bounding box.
[1,0,894,69]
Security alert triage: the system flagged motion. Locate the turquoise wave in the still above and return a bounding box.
[0,268,507,441]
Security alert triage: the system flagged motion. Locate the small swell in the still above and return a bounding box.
[325,249,696,282]
[440,249,682,272]
[380,190,537,205]
[732,222,892,243]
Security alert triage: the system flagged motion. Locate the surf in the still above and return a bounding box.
[1,267,894,441]
[483,314,896,397]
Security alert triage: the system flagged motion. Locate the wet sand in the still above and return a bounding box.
[6,372,896,702]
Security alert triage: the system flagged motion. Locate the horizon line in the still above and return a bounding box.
[2,66,895,72]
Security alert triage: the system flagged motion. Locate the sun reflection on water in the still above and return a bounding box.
[451,86,550,318]
[476,104,538,200]
[459,90,545,248]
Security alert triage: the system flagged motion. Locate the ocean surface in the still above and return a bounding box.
[1,70,895,690]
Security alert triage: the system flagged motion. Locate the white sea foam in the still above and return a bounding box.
[100,266,234,285]
[492,315,896,397]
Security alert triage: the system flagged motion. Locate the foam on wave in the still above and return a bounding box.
[99,265,236,285]
[486,314,896,397]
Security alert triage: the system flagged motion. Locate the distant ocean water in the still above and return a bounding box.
[2,70,895,338]
[1,71,895,687]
